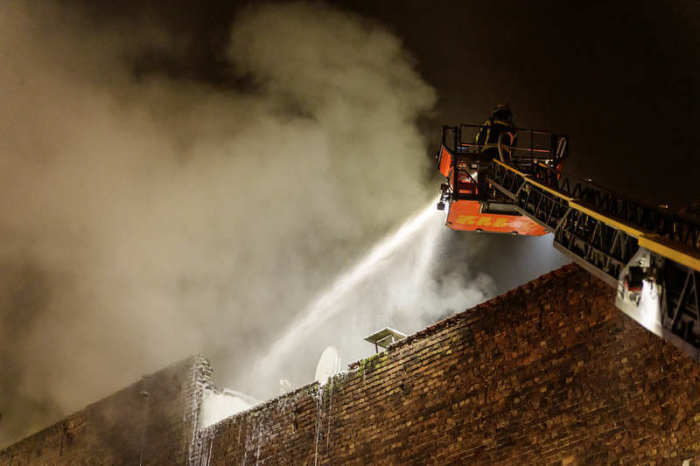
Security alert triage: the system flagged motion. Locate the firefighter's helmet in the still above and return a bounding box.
[492,104,513,124]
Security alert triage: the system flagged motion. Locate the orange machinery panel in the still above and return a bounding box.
[438,145,452,177]
[445,200,547,236]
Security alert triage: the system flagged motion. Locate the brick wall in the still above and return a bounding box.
[0,355,213,465]
[197,265,699,465]
[2,265,699,465]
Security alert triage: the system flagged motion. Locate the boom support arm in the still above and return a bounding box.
[488,159,700,360]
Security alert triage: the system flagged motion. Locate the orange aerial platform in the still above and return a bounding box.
[436,124,566,236]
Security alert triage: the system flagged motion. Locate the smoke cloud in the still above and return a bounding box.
[0,1,497,446]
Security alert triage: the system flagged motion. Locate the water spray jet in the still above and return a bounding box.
[257,197,441,374]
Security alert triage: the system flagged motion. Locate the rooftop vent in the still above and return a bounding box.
[364,327,407,354]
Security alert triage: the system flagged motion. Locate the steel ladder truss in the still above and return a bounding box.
[488,160,700,360]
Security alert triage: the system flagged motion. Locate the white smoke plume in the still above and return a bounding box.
[0,1,495,446]
[253,207,495,393]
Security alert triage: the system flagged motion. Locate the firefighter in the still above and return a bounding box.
[475,104,517,162]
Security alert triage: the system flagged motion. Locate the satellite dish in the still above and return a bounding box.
[314,346,342,385]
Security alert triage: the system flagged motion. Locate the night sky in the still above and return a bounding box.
[74,0,698,205]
